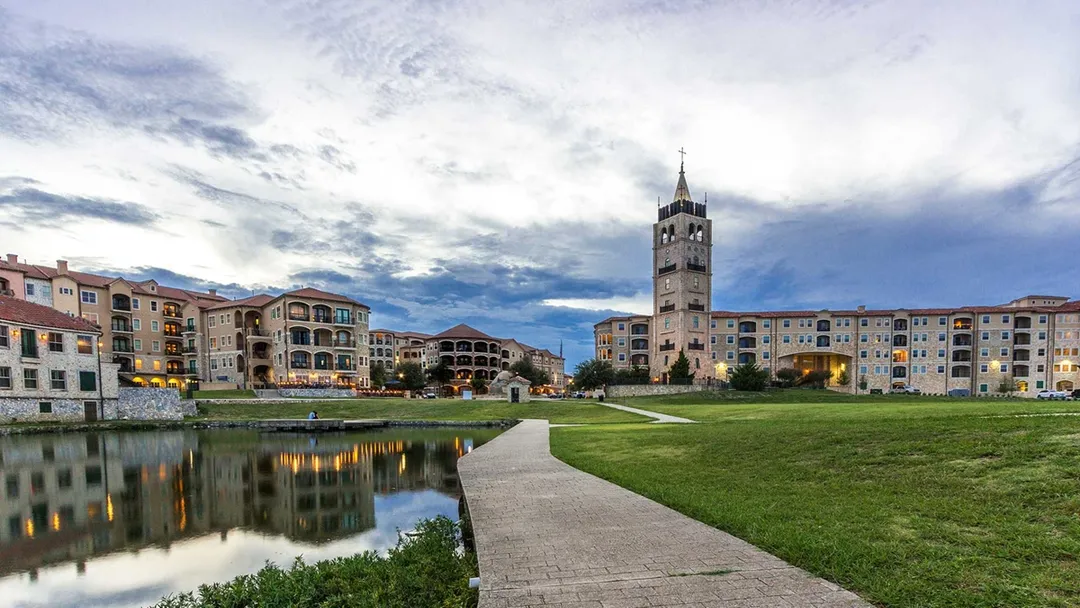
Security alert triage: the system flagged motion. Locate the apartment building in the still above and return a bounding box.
[421,324,566,392]
[1,256,371,389]
[0,296,120,421]
[369,330,431,374]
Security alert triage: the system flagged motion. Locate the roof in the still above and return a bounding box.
[673,163,692,203]
[206,294,275,310]
[709,302,1079,319]
[282,287,367,308]
[0,296,101,333]
[430,324,499,341]
[508,375,532,385]
[1,258,226,304]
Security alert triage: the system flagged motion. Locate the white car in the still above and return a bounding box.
[890,385,921,394]
[1036,390,1071,400]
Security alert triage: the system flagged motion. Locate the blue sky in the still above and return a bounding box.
[2,0,1079,368]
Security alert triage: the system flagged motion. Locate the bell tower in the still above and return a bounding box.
[652,153,713,381]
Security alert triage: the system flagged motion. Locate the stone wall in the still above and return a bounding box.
[278,388,356,399]
[117,388,185,421]
[0,398,118,423]
[605,384,709,398]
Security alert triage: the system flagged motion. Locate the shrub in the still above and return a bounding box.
[797,370,833,389]
[836,369,851,386]
[729,362,770,391]
[151,517,477,608]
[775,368,801,388]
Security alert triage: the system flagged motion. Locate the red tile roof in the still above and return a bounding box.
[282,287,368,308]
[431,324,499,341]
[0,296,101,332]
[206,294,275,310]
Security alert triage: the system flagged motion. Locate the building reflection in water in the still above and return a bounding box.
[0,428,495,581]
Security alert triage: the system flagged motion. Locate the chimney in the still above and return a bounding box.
[857,305,866,313]
[56,260,69,274]
[5,254,16,265]
[208,289,217,296]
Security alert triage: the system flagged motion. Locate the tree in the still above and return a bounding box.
[469,376,488,394]
[510,358,551,388]
[858,375,868,391]
[612,365,651,385]
[836,369,851,386]
[775,368,801,388]
[668,350,694,383]
[370,362,387,388]
[998,375,1017,395]
[572,358,614,391]
[397,362,427,391]
[426,362,455,395]
[728,362,770,391]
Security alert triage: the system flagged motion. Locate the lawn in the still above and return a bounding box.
[551,394,1080,608]
[197,398,645,424]
[192,389,257,399]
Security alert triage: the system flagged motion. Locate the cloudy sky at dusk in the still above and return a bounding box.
[2,0,1079,365]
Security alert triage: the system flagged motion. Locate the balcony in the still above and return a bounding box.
[1013,365,1030,377]
[164,349,183,357]
[893,319,907,331]
[631,339,648,351]
[659,304,675,313]
[686,262,707,273]
[1014,316,1032,329]
[630,324,649,335]
[817,335,831,348]
[1013,333,1031,346]
[182,346,198,354]
[290,361,311,369]
[658,263,677,276]
[893,335,907,347]
[111,297,132,312]
[333,338,357,348]
[659,343,676,352]
[892,366,907,378]
[953,319,973,331]
[951,365,971,378]
[953,335,972,347]
[688,303,706,312]
[163,308,182,319]
[1013,349,1030,362]
[952,351,972,362]
[165,366,184,375]
[288,313,310,322]
[313,314,333,324]
[738,337,757,349]
[739,322,757,333]
[110,322,132,333]
[112,343,134,353]
[183,324,197,334]
[688,342,705,351]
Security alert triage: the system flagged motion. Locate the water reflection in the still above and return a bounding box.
[0,428,496,607]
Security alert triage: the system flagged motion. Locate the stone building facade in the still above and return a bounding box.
[0,296,120,422]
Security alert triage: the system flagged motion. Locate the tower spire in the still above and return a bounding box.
[673,147,692,203]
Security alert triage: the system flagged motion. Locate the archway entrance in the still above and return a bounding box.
[1057,380,1075,391]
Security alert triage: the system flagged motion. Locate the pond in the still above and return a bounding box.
[0,427,503,608]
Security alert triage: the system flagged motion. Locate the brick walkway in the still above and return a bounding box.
[458,419,870,608]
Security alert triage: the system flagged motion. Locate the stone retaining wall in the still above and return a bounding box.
[117,387,185,421]
[278,388,356,399]
[605,384,709,398]
[0,398,119,423]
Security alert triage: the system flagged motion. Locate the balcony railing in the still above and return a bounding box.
[164,350,183,357]
[688,303,705,312]
[313,314,332,324]
[686,263,707,273]
[182,346,198,354]
[184,324,197,333]
[333,338,357,347]
[687,343,705,351]
[659,304,675,313]
[658,263,677,275]
[111,301,131,312]
[659,343,676,352]
[291,361,311,369]
[246,328,271,337]
[288,313,310,321]
[163,330,181,337]
[112,343,134,353]
[111,323,132,333]
[163,309,182,319]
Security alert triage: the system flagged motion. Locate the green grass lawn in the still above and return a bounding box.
[551,394,1080,608]
[192,389,257,399]
[197,398,644,424]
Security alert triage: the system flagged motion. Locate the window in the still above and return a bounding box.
[938,349,946,357]
[79,371,96,391]
[1038,331,1047,340]
[693,277,700,288]
[913,318,920,326]
[152,340,160,352]
[0,325,6,348]
[150,301,158,312]
[727,320,735,328]
[980,364,989,373]
[711,335,717,344]
[982,315,990,324]
[783,319,790,328]
[151,321,159,332]
[710,320,717,329]
[1000,364,1009,372]
[727,336,735,344]
[939,317,947,325]
[24,369,38,389]
[860,365,868,374]
[726,351,734,360]
[80,290,97,304]
[860,334,868,343]
[860,318,868,327]
[39,401,52,413]
[132,298,140,310]
[1037,364,1045,372]
[25,283,35,296]
[783,335,791,344]
[133,319,141,331]
[692,316,699,329]
[1000,347,1009,357]
[979,384,988,393]
[0,367,10,389]
[1036,380,1044,389]
[664,318,670,329]
[981,332,989,340]
[211,359,218,370]
[618,353,625,361]
[209,337,217,349]
[798,335,805,344]
[1039,315,1048,324]
[937,365,945,373]
[1001,315,1010,323]
[763,320,771,328]
[664,278,670,290]
[617,323,625,331]
[762,335,771,344]
[980,348,989,357]
[617,337,625,346]
[50,370,66,390]
[133,339,142,351]
[59,287,73,295]
[762,352,770,360]
[77,335,93,354]
[938,332,946,341]
[1001,331,1010,340]
[47,332,63,352]
[208,316,216,328]
[134,358,142,370]
[153,360,161,371]
[860,350,868,358]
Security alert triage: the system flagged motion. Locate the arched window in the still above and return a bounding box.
[660,230,668,244]
[689,223,696,239]
[669,224,676,240]
[697,227,703,241]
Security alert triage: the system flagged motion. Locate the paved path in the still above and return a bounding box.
[458,419,870,608]
[598,400,697,423]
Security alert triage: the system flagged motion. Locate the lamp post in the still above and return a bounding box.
[97,338,105,420]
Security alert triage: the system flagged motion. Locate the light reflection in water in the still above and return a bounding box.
[0,427,500,608]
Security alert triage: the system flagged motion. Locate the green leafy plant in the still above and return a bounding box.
[370,362,387,388]
[510,358,551,387]
[572,359,614,391]
[728,362,770,391]
[397,362,427,391]
[837,369,851,386]
[426,362,455,396]
[668,350,694,383]
[776,368,801,388]
[613,365,651,385]
[469,376,488,394]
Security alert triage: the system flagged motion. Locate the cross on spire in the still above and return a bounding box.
[678,147,687,172]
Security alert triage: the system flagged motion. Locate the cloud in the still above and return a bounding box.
[0,185,159,226]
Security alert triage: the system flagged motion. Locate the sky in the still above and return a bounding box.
[2,0,1080,368]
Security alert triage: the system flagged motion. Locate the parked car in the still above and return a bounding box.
[421,388,438,399]
[547,392,564,399]
[1036,390,1071,400]
[890,385,921,395]
[572,391,586,399]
